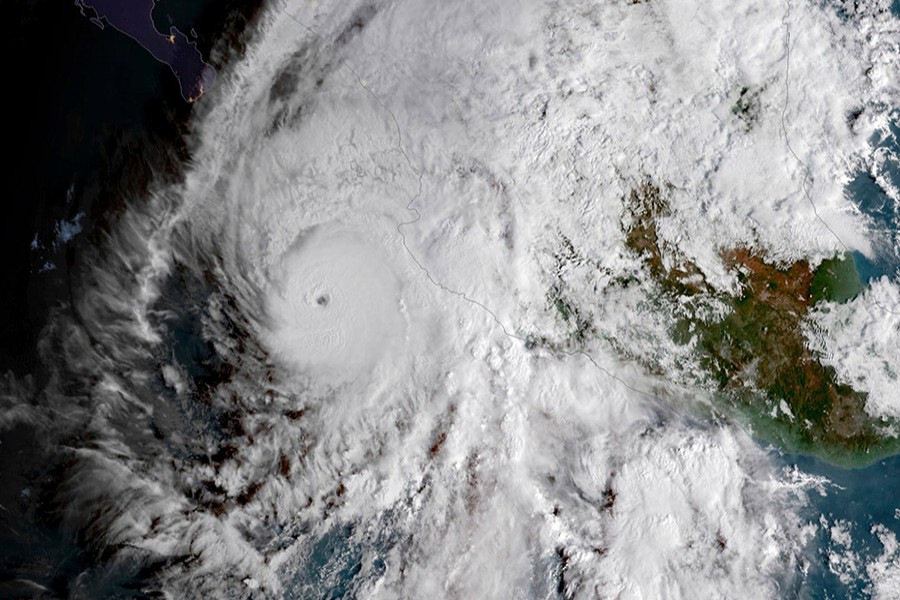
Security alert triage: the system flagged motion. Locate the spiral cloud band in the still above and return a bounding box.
[4,0,900,597]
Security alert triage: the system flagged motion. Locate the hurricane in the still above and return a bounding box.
[3,0,900,597]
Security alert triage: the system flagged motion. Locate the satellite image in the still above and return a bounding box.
[2,0,899,597]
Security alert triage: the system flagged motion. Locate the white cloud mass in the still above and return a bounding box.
[3,0,899,597]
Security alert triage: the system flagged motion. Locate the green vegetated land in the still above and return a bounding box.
[622,181,900,467]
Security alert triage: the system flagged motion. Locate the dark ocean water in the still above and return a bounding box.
[847,113,900,280]
[2,0,260,376]
[0,0,261,596]
[791,103,900,597]
[5,0,180,375]
[778,451,900,598]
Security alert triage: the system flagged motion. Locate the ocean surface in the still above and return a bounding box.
[0,0,258,595]
[789,452,900,598]
[790,61,900,591]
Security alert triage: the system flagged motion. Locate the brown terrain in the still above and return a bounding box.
[621,181,897,465]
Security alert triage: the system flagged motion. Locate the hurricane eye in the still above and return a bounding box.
[262,226,403,385]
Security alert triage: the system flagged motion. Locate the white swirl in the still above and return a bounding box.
[263,225,402,383]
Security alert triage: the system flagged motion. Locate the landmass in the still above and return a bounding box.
[622,182,900,467]
[75,0,215,102]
